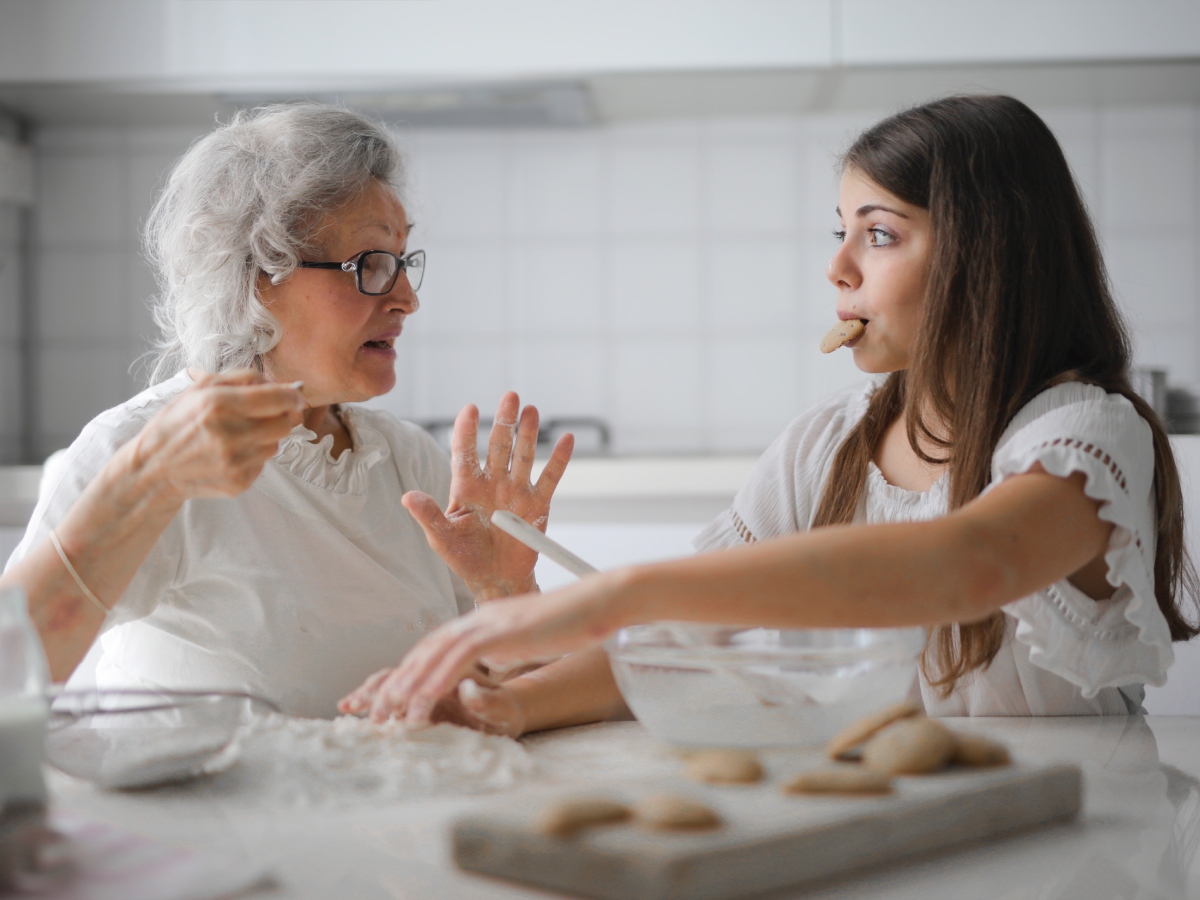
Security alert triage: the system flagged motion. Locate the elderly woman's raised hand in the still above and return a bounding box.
[401,392,573,601]
[128,369,306,502]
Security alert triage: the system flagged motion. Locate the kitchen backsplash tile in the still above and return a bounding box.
[0,203,21,242]
[415,242,507,338]
[0,351,23,448]
[612,239,702,334]
[707,239,800,333]
[1133,328,1199,385]
[614,338,703,431]
[36,343,136,453]
[124,151,183,240]
[36,154,125,246]
[22,101,1200,458]
[509,337,607,420]
[1105,233,1198,328]
[405,135,508,240]
[608,140,700,236]
[0,239,22,342]
[708,336,802,439]
[36,249,127,341]
[508,133,603,237]
[704,140,799,234]
[1101,111,1198,230]
[412,339,508,422]
[125,250,161,349]
[509,240,605,335]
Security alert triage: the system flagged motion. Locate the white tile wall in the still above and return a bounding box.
[509,240,604,335]
[0,218,22,342]
[0,203,21,463]
[609,132,700,236]
[26,101,1200,458]
[612,239,701,334]
[29,126,195,457]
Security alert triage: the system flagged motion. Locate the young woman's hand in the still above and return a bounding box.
[401,392,573,601]
[339,574,628,725]
[126,369,305,503]
[339,666,527,736]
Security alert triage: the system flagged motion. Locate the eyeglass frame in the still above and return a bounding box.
[297,248,425,295]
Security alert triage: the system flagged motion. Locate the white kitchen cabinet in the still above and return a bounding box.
[2,1,1197,89]
[0,0,832,84]
[841,0,1200,67]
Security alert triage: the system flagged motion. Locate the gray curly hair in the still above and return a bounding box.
[143,103,405,382]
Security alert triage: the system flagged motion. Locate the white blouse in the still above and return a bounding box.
[7,372,473,718]
[694,379,1174,716]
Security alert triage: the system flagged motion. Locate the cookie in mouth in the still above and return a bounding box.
[819,319,867,353]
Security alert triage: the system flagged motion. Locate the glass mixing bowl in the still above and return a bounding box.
[45,689,277,789]
[606,624,927,747]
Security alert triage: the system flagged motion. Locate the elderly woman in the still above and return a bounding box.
[8,103,573,718]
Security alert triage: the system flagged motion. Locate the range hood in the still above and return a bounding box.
[221,81,595,129]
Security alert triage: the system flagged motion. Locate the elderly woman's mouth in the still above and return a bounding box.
[362,332,399,353]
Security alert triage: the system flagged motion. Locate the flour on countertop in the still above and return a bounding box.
[215,714,534,806]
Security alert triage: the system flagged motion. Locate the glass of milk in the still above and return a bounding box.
[0,587,50,806]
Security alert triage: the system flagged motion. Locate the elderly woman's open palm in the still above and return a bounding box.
[401,392,573,601]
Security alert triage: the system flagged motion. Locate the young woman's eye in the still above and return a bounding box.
[868,228,896,246]
[832,229,846,243]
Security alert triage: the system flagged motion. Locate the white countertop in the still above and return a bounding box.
[43,716,1200,899]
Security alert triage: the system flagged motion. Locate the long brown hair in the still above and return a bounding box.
[812,95,1199,693]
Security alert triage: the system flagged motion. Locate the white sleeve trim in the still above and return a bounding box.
[994,439,1173,697]
[693,508,754,553]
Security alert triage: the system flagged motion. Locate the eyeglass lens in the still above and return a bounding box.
[359,251,424,295]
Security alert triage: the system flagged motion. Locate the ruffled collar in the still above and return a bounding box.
[865,461,948,521]
[273,405,390,495]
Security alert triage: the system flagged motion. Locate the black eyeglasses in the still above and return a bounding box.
[298,249,425,295]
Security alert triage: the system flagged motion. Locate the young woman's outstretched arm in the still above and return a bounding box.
[349,465,1112,724]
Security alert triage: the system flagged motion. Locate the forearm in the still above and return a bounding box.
[3,439,183,680]
[471,573,538,603]
[619,472,1113,634]
[614,516,1011,633]
[506,646,630,735]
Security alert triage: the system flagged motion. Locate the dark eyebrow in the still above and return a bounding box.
[834,204,909,219]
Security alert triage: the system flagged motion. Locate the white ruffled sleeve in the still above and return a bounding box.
[989,384,1173,696]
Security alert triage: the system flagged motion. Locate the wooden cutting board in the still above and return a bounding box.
[452,761,1081,900]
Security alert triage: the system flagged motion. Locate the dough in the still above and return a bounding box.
[826,702,922,761]
[684,749,764,785]
[538,797,631,837]
[862,718,956,775]
[633,793,722,831]
[784,767,893,796]
[951,733,1011,768]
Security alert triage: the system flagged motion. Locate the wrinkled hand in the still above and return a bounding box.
[340,575,625,726]
[127,369,305,502]
[402,392,573,601]
[339,666,527,736]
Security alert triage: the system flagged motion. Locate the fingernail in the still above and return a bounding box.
[290,381,304,390]
[406,699,430,724]
[459,679,483,705]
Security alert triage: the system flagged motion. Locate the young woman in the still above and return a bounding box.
[344,94,1199,727]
